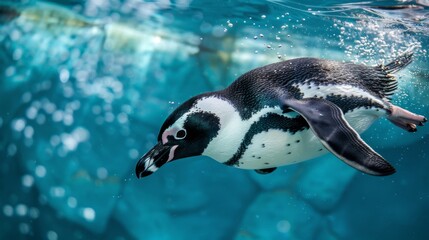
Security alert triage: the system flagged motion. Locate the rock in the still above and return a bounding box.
[115,156,258,240]
[24,138,123,234]
[235,190,323,240]
[0,3,216,234]
[248,154,356,212]
[328,138,429,240]
[293,155,357,212]
[314,220,339,240]
[113,175,172,240]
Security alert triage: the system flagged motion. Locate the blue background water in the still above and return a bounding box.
[1,0,429,239]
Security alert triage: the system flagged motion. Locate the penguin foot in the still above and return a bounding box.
[387,105,426,132]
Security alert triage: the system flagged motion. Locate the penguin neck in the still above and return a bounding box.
[191,94,237,126]
[196,95,284,164]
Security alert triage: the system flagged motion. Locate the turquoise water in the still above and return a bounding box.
[1,0,429,239]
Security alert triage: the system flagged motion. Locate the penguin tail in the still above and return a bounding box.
[381,47,415,74]
[369,47,416,98]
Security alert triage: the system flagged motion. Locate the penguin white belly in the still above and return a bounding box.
[238,128,325,169]
[237,107,384,170]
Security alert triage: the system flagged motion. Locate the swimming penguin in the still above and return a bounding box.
[135,50,426,178]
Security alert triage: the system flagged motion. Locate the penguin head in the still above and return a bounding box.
[135,97,221,178]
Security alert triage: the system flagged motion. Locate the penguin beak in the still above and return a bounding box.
[135,142,177,178]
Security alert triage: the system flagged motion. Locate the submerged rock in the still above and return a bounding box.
[293,155,357,212]
[235,191,323,240]
[0,2,218,234]
[248,154,356,213]
[328,138,429,240]
[115,157,258,240]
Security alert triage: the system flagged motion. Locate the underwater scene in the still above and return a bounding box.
[1,0,429,239]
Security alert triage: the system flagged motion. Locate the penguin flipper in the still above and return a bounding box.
[255,167,277,174]
[283,97,396,176]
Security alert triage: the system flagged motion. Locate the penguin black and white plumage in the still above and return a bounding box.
[135,50,427,178]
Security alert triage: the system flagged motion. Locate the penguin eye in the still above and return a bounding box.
[175,129,187,139]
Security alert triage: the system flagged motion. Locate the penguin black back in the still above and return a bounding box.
[222,57,407,118]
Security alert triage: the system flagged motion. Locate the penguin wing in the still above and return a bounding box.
[282,97,395,176]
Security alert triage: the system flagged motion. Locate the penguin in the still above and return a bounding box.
[135,50,427,178]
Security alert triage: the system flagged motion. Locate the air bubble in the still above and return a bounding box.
[62,134,77,151]
[52,110,63,122]
[7,144,17,156]
[3,205,13,216]
[50,187,65,198]
[19,223,30,234]
[24,126,34,138]
[36,114,46,125]
[50,135,61,146]
[63,113,74,125]
[35,165,47,178]
[43,102,56,114]
[26,107,38,119]
[117,112,128,124]
[5,66,15,77]
[12,118,26,132]
[72,127,90,142]
[13,48,23,60]
[29,207,39,219]
[96,168,108,179]
[82,207,96,222]
[47,231,58,240]
[104,112,115,122]
[67,197,77,208]
[128,149,139,159]
[22,175,34,187]
[16,204,27,216]
[277,220,291,233]
[10,29,21,40]
[59,69,70,83]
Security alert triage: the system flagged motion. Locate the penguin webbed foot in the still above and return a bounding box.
[387,105,426,132]
[255,167,277,174]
